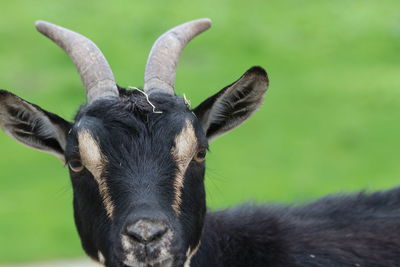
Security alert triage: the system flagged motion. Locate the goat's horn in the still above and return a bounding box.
[144,18,212,95]
[35,21,119,104]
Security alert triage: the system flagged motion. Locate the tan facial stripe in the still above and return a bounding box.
[171,120,197,215]
[78,130,114,219]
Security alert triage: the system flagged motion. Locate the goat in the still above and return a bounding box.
[1,19,400,267]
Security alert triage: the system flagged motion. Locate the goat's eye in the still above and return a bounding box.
[68,160,84,172]
[194,148,207,163]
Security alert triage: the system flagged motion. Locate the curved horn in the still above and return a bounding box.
[35,21,119,104]
[144,18,212,94]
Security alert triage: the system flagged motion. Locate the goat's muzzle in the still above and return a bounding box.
[121,218,174,267]
[125,219,168,244]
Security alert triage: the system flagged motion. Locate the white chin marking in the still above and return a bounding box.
[98,251,105,265]
[184,248,192,267]
[184,242,201,267]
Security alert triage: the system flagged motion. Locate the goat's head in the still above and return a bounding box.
[0,19,268,267]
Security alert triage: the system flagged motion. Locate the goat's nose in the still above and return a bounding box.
[126,219,168,243]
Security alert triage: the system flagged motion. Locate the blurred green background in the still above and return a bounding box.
[1,0,400,263]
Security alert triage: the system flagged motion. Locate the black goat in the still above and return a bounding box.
[1,19,400,267]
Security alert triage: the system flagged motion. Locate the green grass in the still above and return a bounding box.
[1,0,400,263]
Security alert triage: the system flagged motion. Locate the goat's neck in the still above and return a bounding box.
[190,209,291,267]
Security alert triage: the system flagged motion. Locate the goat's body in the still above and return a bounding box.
[193,187,400,267]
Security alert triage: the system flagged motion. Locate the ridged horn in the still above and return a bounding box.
[35,21,119,104]
[144,18,212,95]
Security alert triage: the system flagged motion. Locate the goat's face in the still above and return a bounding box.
[0,19,268,267]
[67,91,208,266]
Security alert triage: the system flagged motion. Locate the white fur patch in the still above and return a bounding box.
[184,242,201,267]
[98,251,105,265]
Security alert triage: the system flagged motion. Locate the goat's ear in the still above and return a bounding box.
[193,66,269,141]
[0,90,71,161]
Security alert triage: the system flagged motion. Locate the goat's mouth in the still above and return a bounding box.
[120,249,175,267]
[123,257,174,267]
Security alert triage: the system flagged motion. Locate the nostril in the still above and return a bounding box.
[126,219,168,243]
